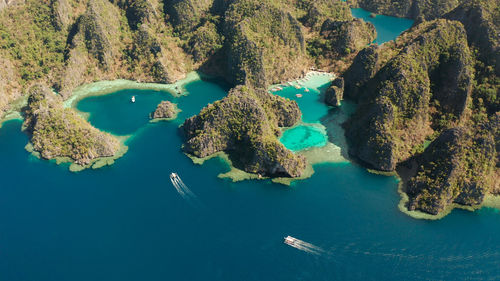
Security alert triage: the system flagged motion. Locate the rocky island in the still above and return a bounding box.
[151,101,179,121]
[23,84,121,167]
[342,0,499,216]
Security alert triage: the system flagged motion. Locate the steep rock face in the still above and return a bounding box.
[351,0,464,21]
[0,58,21,115]
[182,85,305,177]
[164,0,213,35]
[187,20,224,62]
[224,0,308,88]
[23,85,120,165]
[151,100,177,119]
[406,127,497,214]
[300,0,352,29]
[344,20,474,171]
[60,0,124,98]
[127,0,190,83]
[58,0,189,98]
[79,0,122,69]
[51,0,71,29]
[445,0,500,75]
[342,45,381,101]
[125,0,154,29]
[325,77,344,106]
[320,18,376,56]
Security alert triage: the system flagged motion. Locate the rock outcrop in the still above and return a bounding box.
[151,100,178,120]
[224,0,308,88]
[320,18,376,56]
[444,0,500,75]
[0,0,24,10]
[406,126,497,214]
[342,44,383,101]
[0,58,21,115]
[164,0,213,35]
[58,0,189,98]
[182,85,305,177]
[344,20,473,171]
[325,77,344,106]
[300,0,352,29]
[23,85,120,165]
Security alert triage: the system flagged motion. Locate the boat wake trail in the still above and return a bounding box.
[170,173,200,206]
[284,236,325,255]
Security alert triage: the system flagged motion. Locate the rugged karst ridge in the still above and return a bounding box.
[182,85,305,177]
[23,84,120,166]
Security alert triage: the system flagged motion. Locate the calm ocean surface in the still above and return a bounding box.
[0,11,498,281]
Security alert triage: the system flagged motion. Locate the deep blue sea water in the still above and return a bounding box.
[1,76,499,281]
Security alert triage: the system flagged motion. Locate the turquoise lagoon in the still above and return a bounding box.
[1,75,499,281]
[279,125,327,152]
[275,74,336,154]
[275,5,416,153]
[351,8,414,44]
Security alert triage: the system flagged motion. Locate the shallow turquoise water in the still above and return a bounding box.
[275,74,335,152]
[0,76,500,280]
[351,8,414,44]
[280,125,327,152]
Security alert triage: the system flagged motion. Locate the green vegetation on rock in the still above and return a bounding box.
[151,100,178,120]
[182,85,305,177]
[342,8,499,215]
[23,84,120,166]
[224,0,308,88]
[345,20,473,171]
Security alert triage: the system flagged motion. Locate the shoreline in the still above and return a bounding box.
[396,176,500,220]
[1,71,206,172]
[185,73,347,185]
[60,72,205,171]
[64,71,204,109]
[150,104,182,123]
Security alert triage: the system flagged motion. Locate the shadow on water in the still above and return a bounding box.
[319,101,357,161]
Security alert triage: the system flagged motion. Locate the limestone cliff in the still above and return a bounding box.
[320,18,376,56]
[182,85,305,177]
[23,84,120,165]
[444,0,500,75]
[405,126,497,214]
[325,77,344,107]
[0,0,23,10]
[151,100,178,120]
[344,20,473,171]
[300,0,353,30]
[343,17,499,215]
[0,58,21,114]
[223,0,308,88]
[164,0,213,35]
[58,0,190,98]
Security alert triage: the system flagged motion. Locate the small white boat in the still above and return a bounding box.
[296,94,303,98]
[131,96,136,103]
[284,236,298,245]
[170,172,179,181]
